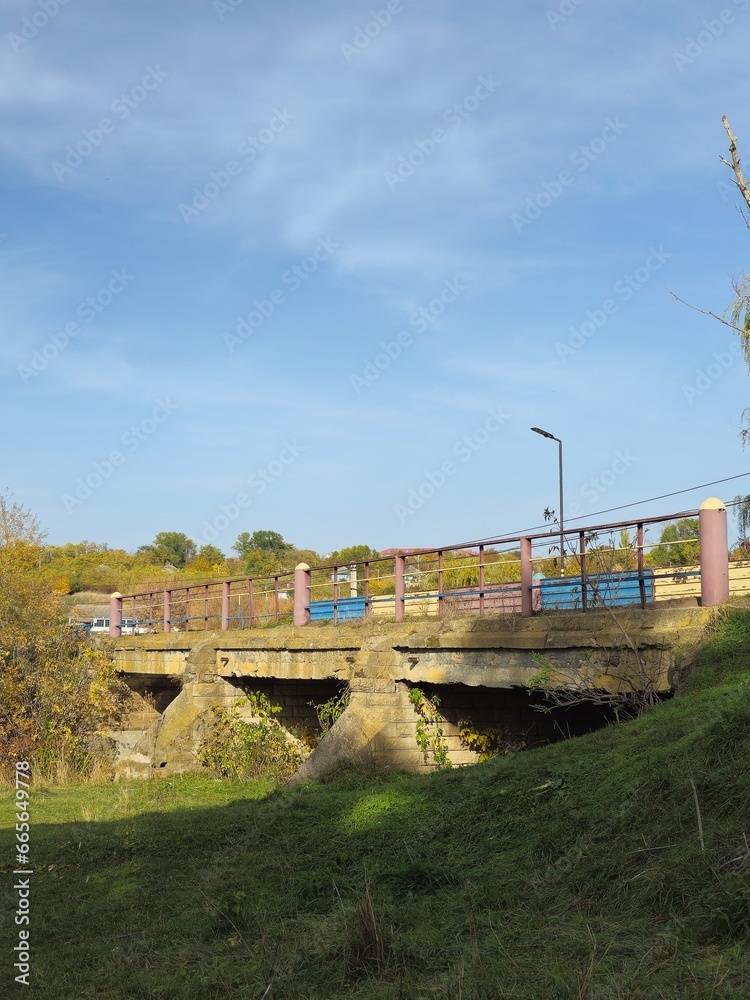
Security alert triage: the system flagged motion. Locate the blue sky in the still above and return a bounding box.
[2,0,750,556]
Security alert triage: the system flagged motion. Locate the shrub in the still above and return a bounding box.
[198,692,306,780]
[0,493,128,781]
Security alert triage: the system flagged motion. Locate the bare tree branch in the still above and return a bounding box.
[667,290,748,336]
[721,115,750,226]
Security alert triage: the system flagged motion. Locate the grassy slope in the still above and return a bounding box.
[2,611,750,999]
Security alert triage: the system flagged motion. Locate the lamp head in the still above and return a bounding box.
[530,426,556,440]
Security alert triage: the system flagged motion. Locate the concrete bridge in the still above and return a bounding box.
[106,501,729,778]
[110,604,714,779]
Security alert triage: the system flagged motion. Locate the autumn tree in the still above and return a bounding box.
[0,490,127,779]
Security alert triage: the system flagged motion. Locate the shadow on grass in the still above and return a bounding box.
[3,610,750,998]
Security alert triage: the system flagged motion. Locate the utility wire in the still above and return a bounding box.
[455,470,750,550]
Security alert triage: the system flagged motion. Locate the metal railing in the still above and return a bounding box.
[109,504,731,636]
[115,571,295,633]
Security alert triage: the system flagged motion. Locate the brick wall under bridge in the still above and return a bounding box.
[109,605,715,779]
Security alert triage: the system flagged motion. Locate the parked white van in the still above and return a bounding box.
[90,617,145,635]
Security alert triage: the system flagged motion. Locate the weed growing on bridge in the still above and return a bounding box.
[311,685,350,734]
[408,687,451,768]
[197,692,306,780]
[457,721,524,761]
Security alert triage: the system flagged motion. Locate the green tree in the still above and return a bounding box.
[649,518,700,568]
[138,531,197,568]
[248,531,292,553]
[242,550,294,577]
[197,544,226,565]
[325,544,379,565]
[232,532,253,559]
[232,531,295,576]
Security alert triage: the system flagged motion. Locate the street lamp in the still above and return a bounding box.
[531,426,565,575]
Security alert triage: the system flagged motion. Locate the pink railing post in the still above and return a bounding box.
[163,589,172,633]
[478,545,485,618]
[437,550,444,618]
[395,554,406,622]
[294,563,311,627]
[520,538,533,617]
[109,592,122,638]
[221,581,230,630]
[364,562,372,619]
[636,522,646,608]
[700,498,729,607]
[579,531,588,612]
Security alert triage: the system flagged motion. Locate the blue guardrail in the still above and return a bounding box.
[309,597,367,621]
[538,570,654,611]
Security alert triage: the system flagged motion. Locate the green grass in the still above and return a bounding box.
[3,610,750,998]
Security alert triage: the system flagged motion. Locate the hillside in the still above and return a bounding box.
[2,609,750,998]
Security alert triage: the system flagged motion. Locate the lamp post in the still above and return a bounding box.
[531,426,565,575]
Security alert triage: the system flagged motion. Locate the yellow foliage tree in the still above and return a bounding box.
[0,491,128,779]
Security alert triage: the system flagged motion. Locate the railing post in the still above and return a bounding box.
[221,581,230,631]
[294,563,311,626]
[437,550,444,619]
[579,531,588,612]
[478,545,485,618]
[636,522,646,608]
[364,562,372,619]
[700,497,729,607]
[163,589,172,633]
[395,554,406,622]
[520,538,533,617]
[109,592,122,638]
